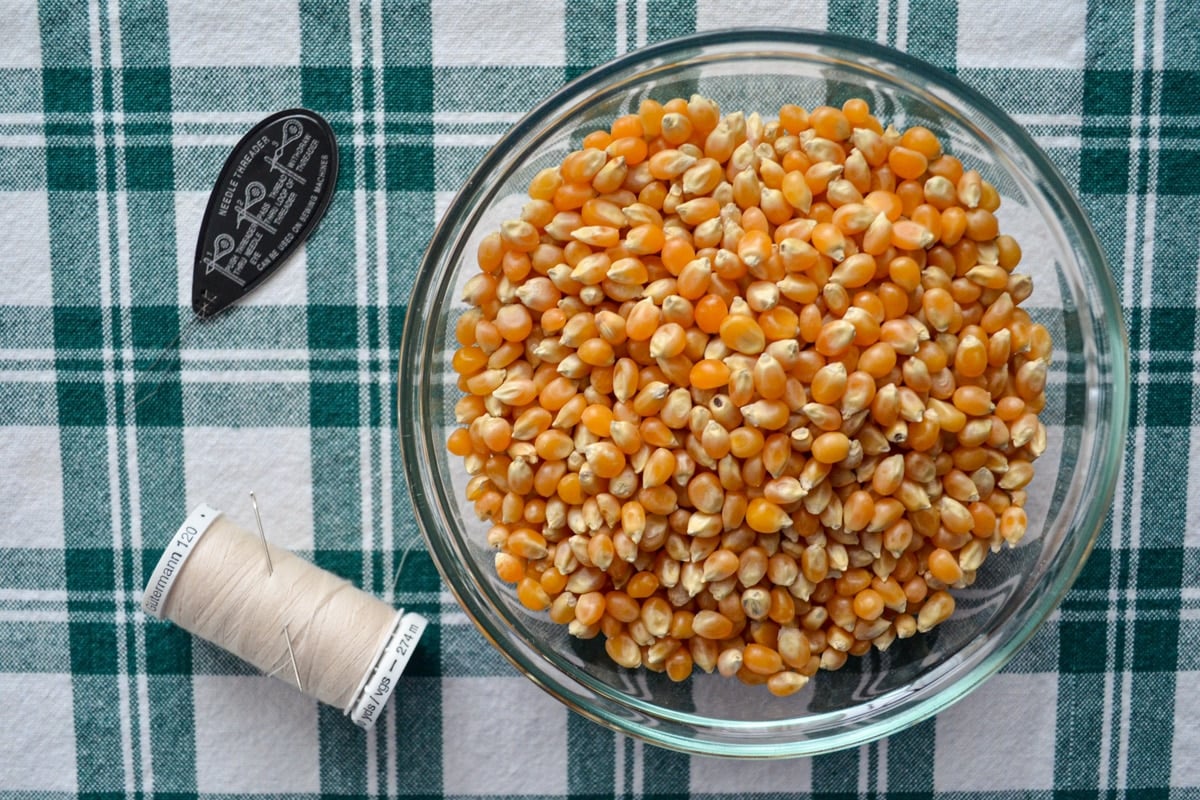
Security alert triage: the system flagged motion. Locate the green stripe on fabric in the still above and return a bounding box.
[905,0,956,71]
[40,1,128,793]
[434,66,567,112]
[624,0,637,53]
[0,69,43,113]
[319,705,369,795]
[886,717,936,792]
[99,0,147,790]
[379,13,433,729]
[120,3,188,684]
[956,68,1087,114]
[812,746,859,798]
[1128,673,1178,788]
[300,1,365,658]
[0,621,70,671]
[566,0,618,82]
[1053,673,1107,789]
[71,676,125,792]
[37,0,90,67]
[1084,0,1135,70]
[147,674,198,792]
[0,548,66,591]
[1077,2,1139,791]
[391,675,444,794]
[827,0,877,39]
[622,736,634,797]
[642,739,689,799]
[567,712,616,797]
[171,67,305,112]
[1125,1,1178,787]
[645,0,695,43]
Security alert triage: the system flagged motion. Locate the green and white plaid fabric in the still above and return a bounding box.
[0,0,1195,795]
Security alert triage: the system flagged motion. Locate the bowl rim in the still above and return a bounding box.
[398,27,1131,757]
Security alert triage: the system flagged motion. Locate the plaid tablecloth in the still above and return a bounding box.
[1,0,1195,795]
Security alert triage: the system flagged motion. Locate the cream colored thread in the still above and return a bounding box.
[162,515,398,711]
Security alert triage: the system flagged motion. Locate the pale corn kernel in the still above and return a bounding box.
[500,218,540,251]
[682,157,724,196]
[717,647,744,678]
[763,476,805,505]
[648,148,697,180]
[803,136,842,164]
[740,399,789,430]
[815,320,856,356]
[741,587,771,620]
[917,590,956,632]
[958,170,982,208]
[806,160,843,194]
[826,178,862,207]
[830,252,876,288]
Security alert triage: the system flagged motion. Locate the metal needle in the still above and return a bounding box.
[249,491,273,576]
[283,624,302,691]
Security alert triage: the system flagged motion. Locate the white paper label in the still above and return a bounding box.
[347,610,428,729]
[142,504,222,619]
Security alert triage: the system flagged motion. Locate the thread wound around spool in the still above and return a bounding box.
[141,503,427,730]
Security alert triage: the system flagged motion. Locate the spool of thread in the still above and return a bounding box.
[142,504,425,729]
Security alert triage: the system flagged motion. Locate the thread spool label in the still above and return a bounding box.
[142,504,222,619]
[348,611,428,729]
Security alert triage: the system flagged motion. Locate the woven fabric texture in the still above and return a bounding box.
[0,0,1195,796]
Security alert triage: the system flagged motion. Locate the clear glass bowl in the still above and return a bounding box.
[397,29,1129,757]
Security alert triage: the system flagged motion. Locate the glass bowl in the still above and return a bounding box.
[397,29,1128,757]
